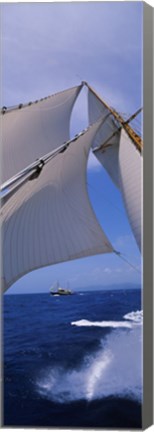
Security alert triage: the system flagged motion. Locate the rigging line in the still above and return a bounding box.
[25,90,82,113]
[113,250,141,274]
[131,117,142,124]
[1,84,83,115]
[130,121,141,129]
[0,172,34,206]
[93,107,143,153]
[85,82,143,151]
[130,121,142,130]
[0,126,92,204]
[76,73,82,82]
[131,128,142,136]
[0,136,78,191]
[123,107,143,125]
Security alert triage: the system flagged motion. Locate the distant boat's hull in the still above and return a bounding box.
[50,290,72,296]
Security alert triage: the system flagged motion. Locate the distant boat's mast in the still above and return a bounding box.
[83,81,143,152]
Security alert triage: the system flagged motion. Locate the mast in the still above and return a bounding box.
[83,81,143,152]
[86,81,142,251]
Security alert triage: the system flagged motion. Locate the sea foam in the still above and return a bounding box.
[36,311,142,404]
[71,319,132,328]
[124,310,143,323]
[71,310,143,329]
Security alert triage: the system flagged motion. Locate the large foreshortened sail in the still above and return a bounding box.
[87,83,142,251]
[1,82,142,291]
[1,115,113,291]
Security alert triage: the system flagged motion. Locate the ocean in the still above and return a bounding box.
[3,287,142,428]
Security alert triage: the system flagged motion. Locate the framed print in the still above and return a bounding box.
[0,1,153,429]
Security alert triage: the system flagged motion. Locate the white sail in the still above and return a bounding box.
[1,85,82,183]
[93,141,120,188]
[1,119,113,291]
[88,86,142,250]
[119,129,142,250]
[88,87,120,187]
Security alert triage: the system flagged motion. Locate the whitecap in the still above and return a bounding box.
[123,310,143,324]
[71,310,143,329]
[71,319,132,329]
[36,325,142,404]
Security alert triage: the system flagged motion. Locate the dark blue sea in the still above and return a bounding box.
[3,288,142,428]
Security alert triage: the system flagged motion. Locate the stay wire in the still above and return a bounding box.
[113,250,141,274]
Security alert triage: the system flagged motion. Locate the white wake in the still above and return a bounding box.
[71,319,132,328]
[71,310,143,329]
[36,310,142,404]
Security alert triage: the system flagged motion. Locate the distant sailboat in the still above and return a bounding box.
[0,82,142,292]
[50,281,72,296]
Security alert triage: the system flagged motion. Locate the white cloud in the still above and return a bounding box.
[104,267,112,274]
[114,234,135,249]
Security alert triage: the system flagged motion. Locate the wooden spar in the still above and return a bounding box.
[83,81,143,152]
[0,128,88,205]
[93,108,143,153]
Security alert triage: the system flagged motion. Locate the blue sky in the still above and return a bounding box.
[1,2,143,294]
